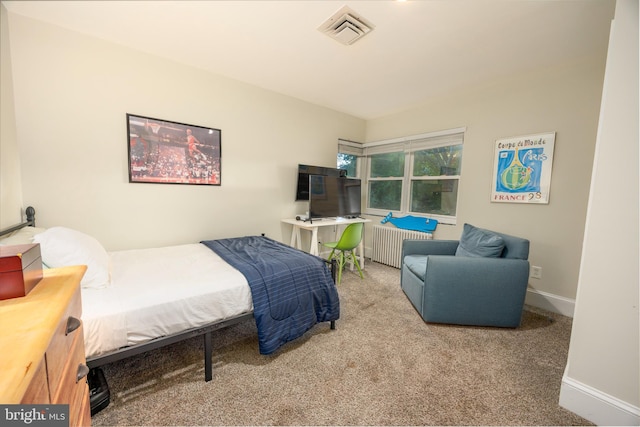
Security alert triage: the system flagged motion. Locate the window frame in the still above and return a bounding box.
[361,128,465,225]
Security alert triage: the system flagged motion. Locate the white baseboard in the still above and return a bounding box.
[560,374,640,426]
[525,287,575,317]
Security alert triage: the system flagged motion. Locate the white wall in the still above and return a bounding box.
[0,4,23,227]
[3,4,635,424]
[559,0,639,424]
[3,6,613,311]
[365,52,609,310]
[4,12,365,250]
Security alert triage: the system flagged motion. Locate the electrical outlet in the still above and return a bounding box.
[531,266,542,279]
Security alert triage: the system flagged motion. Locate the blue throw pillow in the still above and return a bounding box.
[455,224,505,258]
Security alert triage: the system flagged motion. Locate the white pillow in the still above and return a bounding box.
[33,226,111,289]
[0,226,47,246]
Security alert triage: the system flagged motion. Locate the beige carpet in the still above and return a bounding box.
[92,261,591,426]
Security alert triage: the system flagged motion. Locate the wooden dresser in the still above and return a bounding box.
[0,265,91,427]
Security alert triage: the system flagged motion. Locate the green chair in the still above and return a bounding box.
[323,222,364,284]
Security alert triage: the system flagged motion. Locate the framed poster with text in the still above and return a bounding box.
[491,132,556,204]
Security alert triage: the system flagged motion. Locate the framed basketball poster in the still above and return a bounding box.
[127,114,221,185]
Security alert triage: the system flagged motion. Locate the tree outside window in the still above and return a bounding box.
[368,152,404,211]
[410,145,462,216]
[337,153,358,177]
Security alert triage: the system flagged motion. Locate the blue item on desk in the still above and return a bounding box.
[380,212,438,233]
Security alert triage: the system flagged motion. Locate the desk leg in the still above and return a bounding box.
[310,228,319,256]
[290,226,302,250]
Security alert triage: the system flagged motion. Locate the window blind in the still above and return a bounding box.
[338,139,364,156]
[363,127,465,156]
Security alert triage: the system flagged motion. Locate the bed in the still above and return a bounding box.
[0,207,339,382]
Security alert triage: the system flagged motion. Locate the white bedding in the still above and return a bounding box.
[81,243,253,358]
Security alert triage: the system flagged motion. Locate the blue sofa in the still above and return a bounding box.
[400,224,530,328]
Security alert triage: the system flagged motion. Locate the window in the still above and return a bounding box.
[368,152,404,211]
[410,144,462,217]
[337,139,363,178]
[337,153,358,177]
[362,128,465,224]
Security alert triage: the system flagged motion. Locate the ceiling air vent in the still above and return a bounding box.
[318,5,375,46]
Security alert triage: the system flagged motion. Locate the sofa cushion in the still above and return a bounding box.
[404,255,428,280]
[455,223,505,258]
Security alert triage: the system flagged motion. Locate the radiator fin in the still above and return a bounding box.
[371,225,432,268]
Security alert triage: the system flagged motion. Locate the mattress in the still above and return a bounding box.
[81,243,253,358]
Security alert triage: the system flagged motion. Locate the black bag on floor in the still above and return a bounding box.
[88,368,110,416]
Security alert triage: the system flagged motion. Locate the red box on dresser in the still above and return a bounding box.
[0,243,43,300]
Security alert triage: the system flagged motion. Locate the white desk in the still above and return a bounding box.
[282,217,371,267]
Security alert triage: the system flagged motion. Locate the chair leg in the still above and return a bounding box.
[351,250,364,279]
[337,252,345,284]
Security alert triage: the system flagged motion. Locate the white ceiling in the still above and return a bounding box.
[2,0,615,120]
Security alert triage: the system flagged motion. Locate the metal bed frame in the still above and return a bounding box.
[0,206,337,382]
[0,206,36,234]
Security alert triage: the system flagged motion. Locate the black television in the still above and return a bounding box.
[309,175,361,219]
[295,164,346,201]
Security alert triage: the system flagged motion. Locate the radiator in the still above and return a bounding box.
[371,225,433,268]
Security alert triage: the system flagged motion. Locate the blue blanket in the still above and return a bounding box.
[201,236,340,355]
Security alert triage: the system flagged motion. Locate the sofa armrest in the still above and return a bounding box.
[422,255,530,327]
[402,239,459,258]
